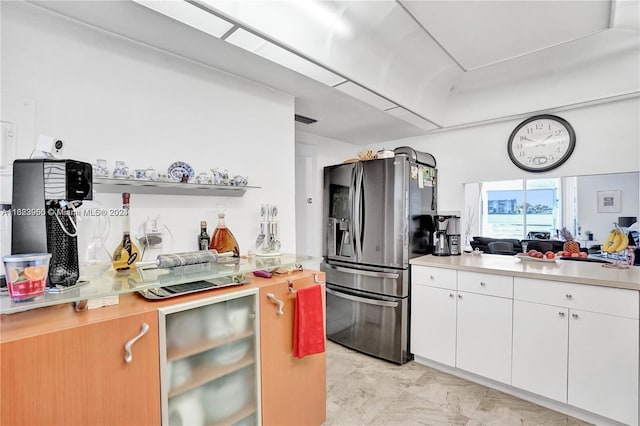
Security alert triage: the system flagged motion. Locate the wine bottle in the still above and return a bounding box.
[209,208,240,257]
[111,192,140,271]
[198,220,210,250]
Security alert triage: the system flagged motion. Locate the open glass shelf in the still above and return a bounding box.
[93,177,260,197]
[0,253,315,314]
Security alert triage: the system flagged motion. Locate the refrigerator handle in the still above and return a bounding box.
[324,263,400,279]
[354,163,364,260]
[326,288,399,308]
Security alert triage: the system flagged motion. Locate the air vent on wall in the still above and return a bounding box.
[295,114,318,125]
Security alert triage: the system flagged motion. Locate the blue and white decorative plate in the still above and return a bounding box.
[168,161,195,181]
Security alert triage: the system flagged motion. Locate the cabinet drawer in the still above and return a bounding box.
[514,278,639,319]
[411,265,457,290]
[458,271,513,298]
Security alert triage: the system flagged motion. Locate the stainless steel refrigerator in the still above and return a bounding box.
[321,147,437,364]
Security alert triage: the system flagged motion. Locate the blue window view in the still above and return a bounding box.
[486,188,556,239]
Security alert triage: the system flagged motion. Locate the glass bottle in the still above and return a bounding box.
[209,208,240,257]
[111,192,140,271]
[198,220,210,251]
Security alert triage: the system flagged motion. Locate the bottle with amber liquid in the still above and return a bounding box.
[198,220,210,251]
[111,192,140,271]
[209,208,240,257]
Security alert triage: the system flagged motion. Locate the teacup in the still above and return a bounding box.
[134,169,146,180]
[231,175,248,186]
[113,161,130,179]
[196,172,211,185]
[145,167,158,181]
[93,159,109,177]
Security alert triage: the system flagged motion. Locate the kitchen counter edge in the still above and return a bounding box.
[410,254,640,291]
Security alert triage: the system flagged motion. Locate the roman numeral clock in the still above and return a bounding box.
[507,114,576,172]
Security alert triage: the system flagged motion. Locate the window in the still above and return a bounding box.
[479,178,561,239]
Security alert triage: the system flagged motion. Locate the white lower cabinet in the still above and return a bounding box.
[456,291,512,384]
[512,300,569,402]
[412,265,640,426]
[568,309,639,426]
[158,288,260,426]
[411,284,457,366]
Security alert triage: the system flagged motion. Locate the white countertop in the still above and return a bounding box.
[410,254,640,291]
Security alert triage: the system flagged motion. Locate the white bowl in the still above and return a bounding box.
[209,339,251,366]
[168,389,204,426]
[167,309,203,348]
[203,303,233,340]
[168,358,192,391]
[201,368,251,422]
[227,298,251,334]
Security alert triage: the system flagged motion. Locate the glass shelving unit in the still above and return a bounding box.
[0,253,315,314]
[93,177,260,197]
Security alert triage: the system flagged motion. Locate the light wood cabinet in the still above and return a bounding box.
[259,274,326,426]
[0,310,160,426]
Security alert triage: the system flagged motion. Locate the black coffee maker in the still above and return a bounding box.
[11,159,92,288]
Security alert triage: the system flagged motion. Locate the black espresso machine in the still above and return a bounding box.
[11,159,93,289]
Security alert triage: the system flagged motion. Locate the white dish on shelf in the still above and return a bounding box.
[515,253,556,263]
[168,161,195,181]
[209,339,251,365]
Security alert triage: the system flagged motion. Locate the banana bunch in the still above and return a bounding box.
[602,228,629,253]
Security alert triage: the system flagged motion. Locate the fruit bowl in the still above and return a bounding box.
[515,253,556,263]
[2,253,52,302]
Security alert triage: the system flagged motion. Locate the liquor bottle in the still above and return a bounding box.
[209,208,240,257]
[111,192,140,271]
[198,220,210,251]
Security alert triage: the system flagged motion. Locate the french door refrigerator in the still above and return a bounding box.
[321,147,437,364]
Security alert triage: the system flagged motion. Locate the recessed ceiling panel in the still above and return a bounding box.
[402,0,612,70]
[226,29,347,86]
[386,107,438,131]
[334,81,397,110]
[132,0,234,38]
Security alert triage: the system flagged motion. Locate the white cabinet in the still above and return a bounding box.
[158,288,260,426]
[456,290,512,384]
[512,300,569,402]
[513,277,639,426]
[568,309,639,426]
[411,267,513,383]
[411,284,457,366]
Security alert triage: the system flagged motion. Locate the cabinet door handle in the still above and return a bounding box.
[572,313,579,318]
[449,293,454,298]
[124,322,149,363]
[558,312,565,317]
[480,282,486,286]
[266,293,284,316]
[458,294,462,299]
[430,275,435,280]
[565,294,572,299]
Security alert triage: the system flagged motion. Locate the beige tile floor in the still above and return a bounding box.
[325,341,593,426]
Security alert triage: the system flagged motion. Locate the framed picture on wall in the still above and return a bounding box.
[597,190,621,213]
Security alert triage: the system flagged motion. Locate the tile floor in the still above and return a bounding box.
[324,341,593,426]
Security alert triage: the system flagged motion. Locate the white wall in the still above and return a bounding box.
[0,2,296,259]
[577,172,640,242]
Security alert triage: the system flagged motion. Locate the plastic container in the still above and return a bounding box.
[2,253,51,302]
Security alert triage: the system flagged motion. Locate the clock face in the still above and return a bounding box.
[508,115,576,172]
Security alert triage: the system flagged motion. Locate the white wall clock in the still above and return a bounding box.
[507,114,576,172]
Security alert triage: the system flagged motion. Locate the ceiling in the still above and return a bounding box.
[27,1,640,144]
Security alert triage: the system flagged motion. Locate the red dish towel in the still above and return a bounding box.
[293,284,326,359]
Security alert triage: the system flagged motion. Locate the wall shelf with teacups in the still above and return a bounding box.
[93,177,260,197]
